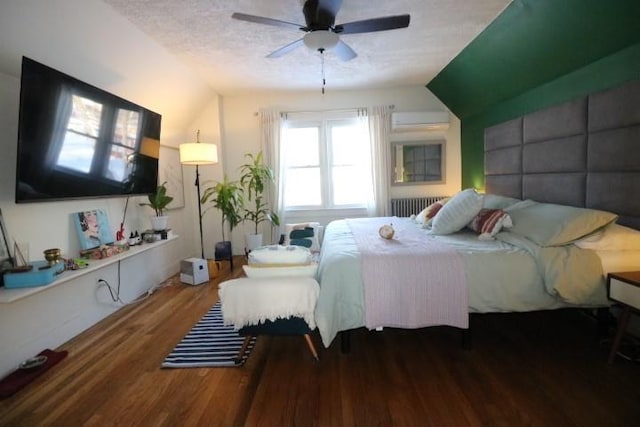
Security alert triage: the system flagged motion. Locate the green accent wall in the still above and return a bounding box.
[426,0,640,189]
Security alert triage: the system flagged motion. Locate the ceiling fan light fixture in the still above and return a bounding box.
[303,30,339,51]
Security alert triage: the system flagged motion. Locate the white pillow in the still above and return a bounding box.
[431,189,483,235]
[575,224,640,251]
[242,264,317,278]
[482,194,521,210]
[248,245,312,265]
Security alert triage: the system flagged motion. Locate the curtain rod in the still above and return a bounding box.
[253,105,395,116]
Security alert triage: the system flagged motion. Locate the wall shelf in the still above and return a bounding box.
[0,236,178,304]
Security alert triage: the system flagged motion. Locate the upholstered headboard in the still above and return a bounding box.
[485,79,640,230]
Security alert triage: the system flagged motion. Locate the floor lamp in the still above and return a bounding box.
[179,130,218,259]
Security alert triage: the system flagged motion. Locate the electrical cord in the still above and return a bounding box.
[97,262,174,306]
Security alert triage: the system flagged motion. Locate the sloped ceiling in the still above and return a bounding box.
[427,0,640,120]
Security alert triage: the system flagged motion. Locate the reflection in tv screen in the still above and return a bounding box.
[15,57,162,203]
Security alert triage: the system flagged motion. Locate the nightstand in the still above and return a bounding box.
[607,271,640,364]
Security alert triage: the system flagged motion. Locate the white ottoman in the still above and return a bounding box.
[218,277,320,361]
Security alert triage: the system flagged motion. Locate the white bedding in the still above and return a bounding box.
[315,217,613,348]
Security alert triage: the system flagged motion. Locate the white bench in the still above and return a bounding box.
[218,277,320,361]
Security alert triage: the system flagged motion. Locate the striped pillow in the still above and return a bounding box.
[468,208,513,240]
[431,189,483,235]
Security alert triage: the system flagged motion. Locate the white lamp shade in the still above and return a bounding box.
[179,142,218,165]
[303,30,339,50]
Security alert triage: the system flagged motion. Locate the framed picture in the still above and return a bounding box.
[72,209,115,250]
[159,145,185,210]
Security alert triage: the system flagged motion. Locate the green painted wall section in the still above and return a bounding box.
[428,0,640,120]
[426,0,640,190]
[462,43,640,189]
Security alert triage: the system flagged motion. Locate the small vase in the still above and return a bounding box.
[150,215,169,231]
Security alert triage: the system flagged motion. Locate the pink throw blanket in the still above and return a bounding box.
[347,217,468,330]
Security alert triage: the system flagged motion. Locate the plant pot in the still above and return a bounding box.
[245,233,263,252]
[150,215,169,231]
[215,241,233,269]
[215,241,232,261]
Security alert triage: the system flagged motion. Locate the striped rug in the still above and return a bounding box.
[162,302,255,368]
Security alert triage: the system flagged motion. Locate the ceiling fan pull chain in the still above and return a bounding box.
[320,47,326,94]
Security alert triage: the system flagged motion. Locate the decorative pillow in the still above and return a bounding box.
[431,189,483,235]
[415,198,449,227]
[284,222,321,252]
[575,224,640,251]
[507,201,618,247]
[467,209,513,240]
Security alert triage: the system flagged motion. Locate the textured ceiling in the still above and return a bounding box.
[104,0,511,95]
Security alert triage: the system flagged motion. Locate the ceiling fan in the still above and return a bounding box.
[232,0,410,61]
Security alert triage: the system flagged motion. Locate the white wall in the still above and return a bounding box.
[0,0,220,377]
[221,86,461,253]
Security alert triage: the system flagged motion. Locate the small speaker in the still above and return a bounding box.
[179,258,209,286]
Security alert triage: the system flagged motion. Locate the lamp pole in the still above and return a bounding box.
[195,164,205,259]
[179,129,218,261]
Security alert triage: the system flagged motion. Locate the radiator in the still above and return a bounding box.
[390,196,447,217]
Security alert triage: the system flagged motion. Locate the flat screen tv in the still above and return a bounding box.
[16,57,161,203]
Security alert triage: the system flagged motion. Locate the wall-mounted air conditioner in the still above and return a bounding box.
[391,111,450,132]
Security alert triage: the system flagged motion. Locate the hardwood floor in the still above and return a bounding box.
[2,256,640,426]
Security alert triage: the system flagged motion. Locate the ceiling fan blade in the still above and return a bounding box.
[318,0,343,20]
[232,12,305,31]
[333,40,357,61]
[303,0,342,29]
[266,38,305,58]
[335,14,410,35]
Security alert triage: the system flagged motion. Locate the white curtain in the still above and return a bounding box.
[258,109,285,228]
[368,105,392,216]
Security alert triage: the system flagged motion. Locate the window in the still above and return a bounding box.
[281,111,372,210]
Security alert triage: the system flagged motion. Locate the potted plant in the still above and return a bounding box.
[239,151,280,251]
[200,175,243,265]
[140,181,173,231]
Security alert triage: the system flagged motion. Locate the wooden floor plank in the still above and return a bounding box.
[2,256,640,426]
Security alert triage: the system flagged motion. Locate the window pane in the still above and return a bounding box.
[331,124,365,165]
[107,145,134,181]
[113,109,140,148]
[68,95,102,137]
[332,165,367,205]
[283,127,319,166]
[57,132,95,172]
[284,168,321,206]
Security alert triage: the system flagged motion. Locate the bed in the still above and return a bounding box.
[314,78,640,348]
